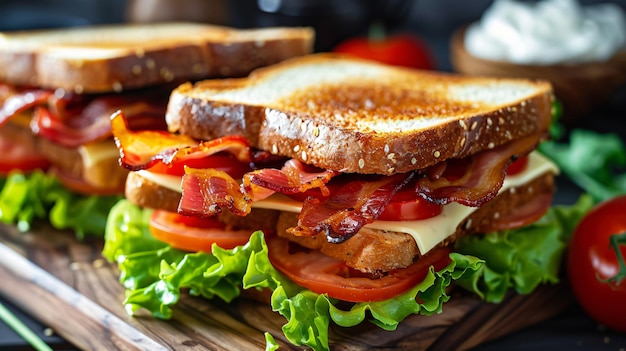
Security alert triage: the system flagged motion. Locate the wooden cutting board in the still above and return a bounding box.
[0,222,573,351]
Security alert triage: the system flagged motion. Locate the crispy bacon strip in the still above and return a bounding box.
[112,110,256,172]
[31,106,114,147]
[1,84,170,147]
[179,168,252,217]
[243,159,338,196]
[416,134,542,207]
[179,158,339,215]
[33,94,167,148]
[0,89,52,126]
[289,173,414,243]
[111,110,198,169]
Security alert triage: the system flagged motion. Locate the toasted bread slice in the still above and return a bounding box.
[167,54,553,174]
[124,169,554,273]
[0,23,314,93]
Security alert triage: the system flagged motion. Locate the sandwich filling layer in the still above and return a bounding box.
[135,151,558,255]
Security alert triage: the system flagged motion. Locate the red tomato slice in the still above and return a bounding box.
[267,236,451,302]
[378,186,443,221]
[149,210,254,252]
[506,155,529,176]
[147,154,251,179]
[0,137,50,175]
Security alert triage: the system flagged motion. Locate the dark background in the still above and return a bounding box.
[1,0,626,350]
[2,0,626,71]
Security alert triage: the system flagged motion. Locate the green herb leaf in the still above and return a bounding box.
[104,199,584,351]
[0,170,121,237]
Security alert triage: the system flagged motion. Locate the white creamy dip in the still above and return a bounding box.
[464,0,626,65]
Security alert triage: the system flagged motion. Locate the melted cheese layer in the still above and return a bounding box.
[136,151,558,255]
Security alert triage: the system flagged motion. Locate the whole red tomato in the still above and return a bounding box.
[333,33,434,70]
[567,195,626,333]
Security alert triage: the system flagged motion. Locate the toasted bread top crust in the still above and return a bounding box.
[167,54,554,174]
[0,23,314,93]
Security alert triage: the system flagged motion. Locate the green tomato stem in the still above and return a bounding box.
[601,231,626,287]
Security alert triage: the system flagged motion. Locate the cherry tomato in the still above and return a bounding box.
[147,154,251,179]
[333,33,434,70]
[149,210,254,252]
[567,195,626,333]
[0,137,51,175]
[267,236,451,302]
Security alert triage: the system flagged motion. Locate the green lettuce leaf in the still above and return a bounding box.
[104,197,588,351]
[0,170,122,238]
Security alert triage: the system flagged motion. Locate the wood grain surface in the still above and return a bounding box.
[0,222,574,350]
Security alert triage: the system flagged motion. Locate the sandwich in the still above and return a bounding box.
[104,54,573,350]
[0,22,313,235]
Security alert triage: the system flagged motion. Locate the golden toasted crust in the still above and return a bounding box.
[0,23,314,93]
[167,54,554,174]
